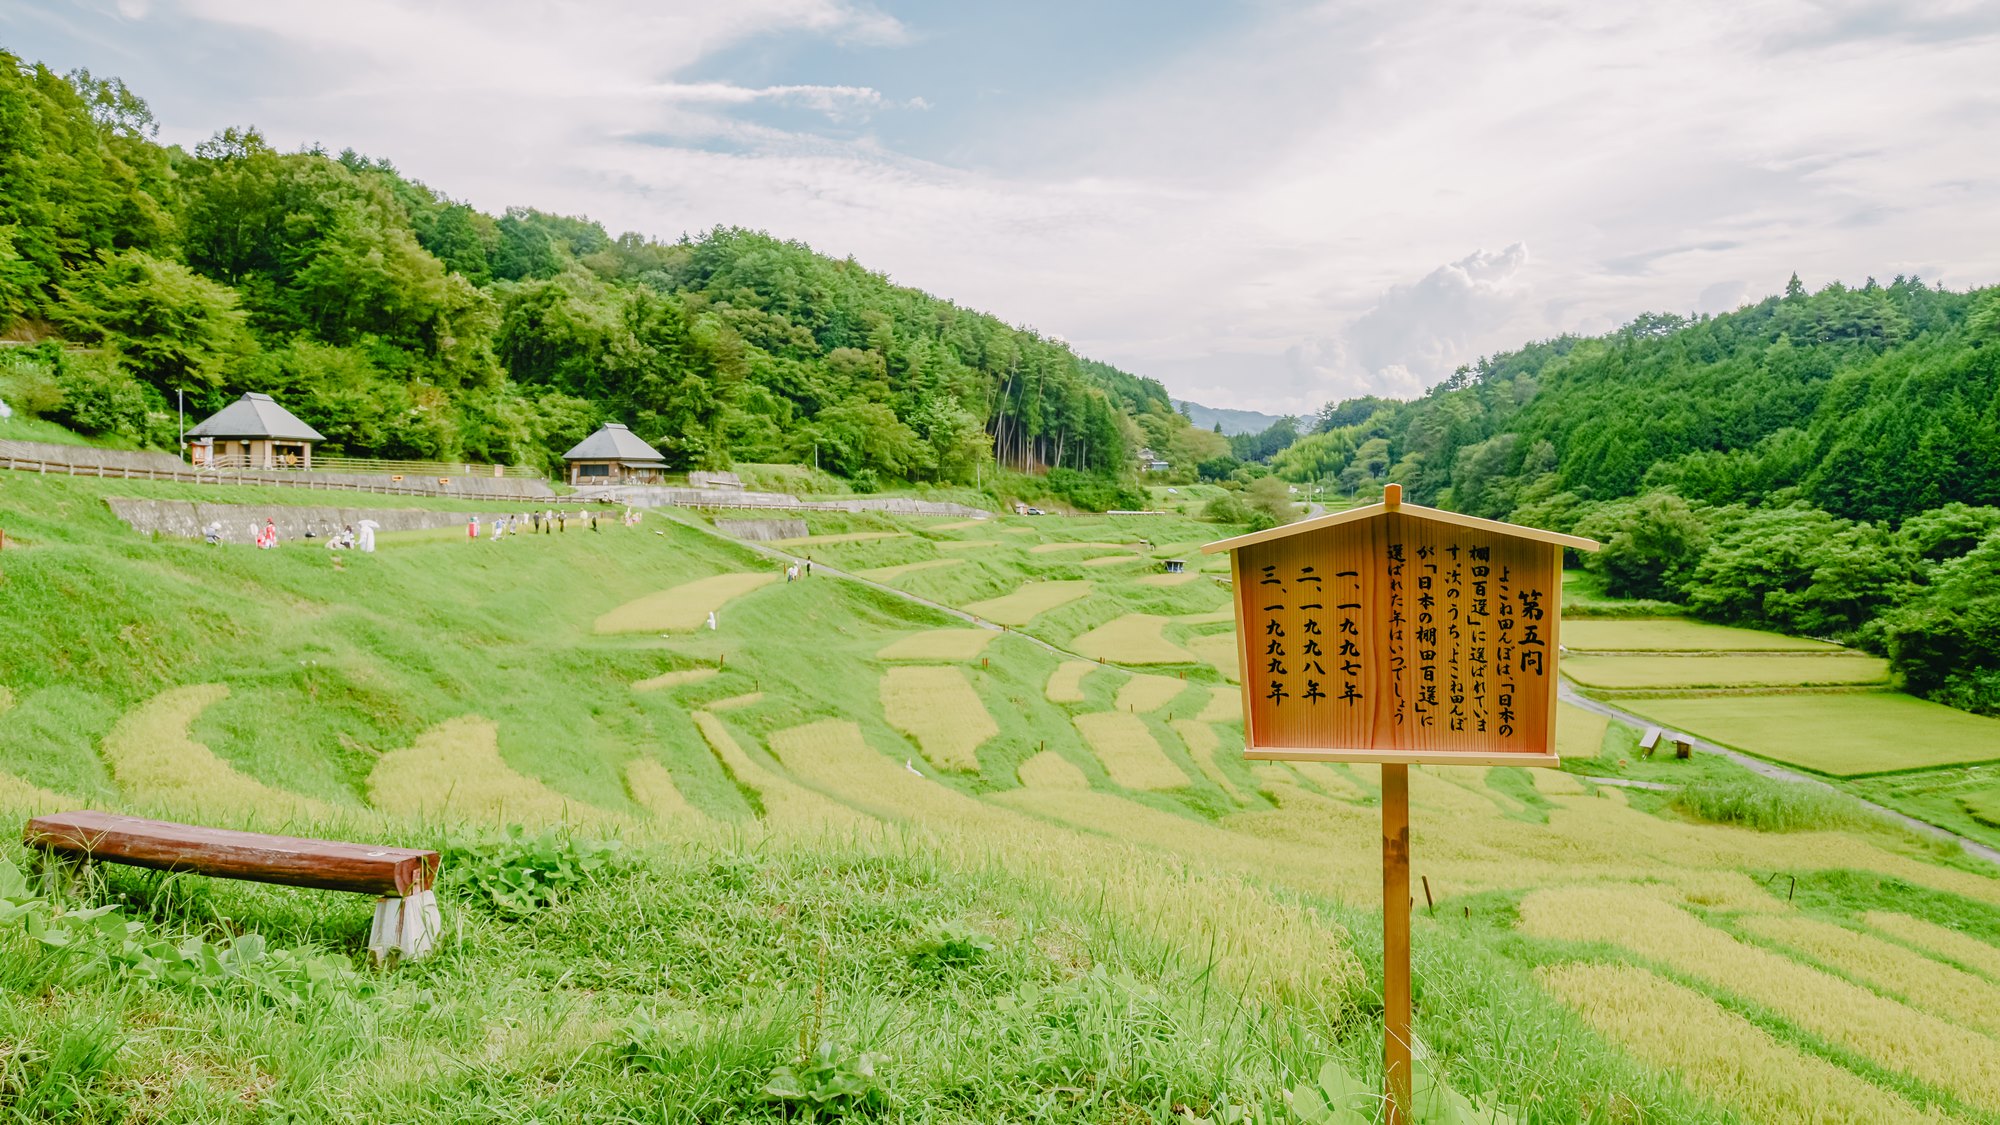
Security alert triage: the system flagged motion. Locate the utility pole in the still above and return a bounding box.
[177,389,185,453]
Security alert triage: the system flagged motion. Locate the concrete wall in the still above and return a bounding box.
[0,439,186,473]
[104,498,493,545]
[715,518,809,541]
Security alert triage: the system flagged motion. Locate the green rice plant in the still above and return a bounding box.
[693,712,877,835]
[1561,617,1831,652]
[1670,775,1874,832]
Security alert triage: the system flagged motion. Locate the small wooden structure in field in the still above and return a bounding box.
[1202,484,1596,1122]
[563,423,666,486]
[186,392,324,469]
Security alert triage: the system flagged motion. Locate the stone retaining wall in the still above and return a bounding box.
[588,484,989,520]
[105,498,493,545]
[715,518,810,541]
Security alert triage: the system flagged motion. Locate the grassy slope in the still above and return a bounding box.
[3,474,2000,1121]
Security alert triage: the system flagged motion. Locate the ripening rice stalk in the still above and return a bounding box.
[1175,610,1236,625]
[1081,554,1143,568]
[630,668,718,692]
[1742,914,2000,1035]
[0,770,71,810]
[858,558,962,580]
[692,712,875,835]
[622,757,701,821]
[1864,912,2000,982]
[1114,673,1188,715]
[1072,615,1194,664]
[876,628,997,661]
[106,684,334,822]
[1538,961,1945,1125]
[767,719,1362,1003]
[1519,884,2000,1110]
[1647,871,1786,913]
[880,666,995,770]
[706,692,763,711]
[1016,750,1090,790]
[1135,572,1197,586]
[928,519,987,531]
[1186,633,1239,679]
[934,540,991,551]
[1555,702,1610,758]
[964,580,1092,625]
[1196,686,1241,722]
[369,715,609,825]
[0,685,12,717]
[1045,661,1097,703]
[1531,768,1590,796]
[1170,719,1246,802]
[593,572,779,633]
[1294,762,1367,802]
[1072,712,1190,790]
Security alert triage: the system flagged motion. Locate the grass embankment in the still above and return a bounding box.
[4,471,2000,1121]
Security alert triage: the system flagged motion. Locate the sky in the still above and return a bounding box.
[7,0,2000,415]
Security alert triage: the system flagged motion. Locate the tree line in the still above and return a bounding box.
[1245,274,2000,713]
[0,53,1191,509]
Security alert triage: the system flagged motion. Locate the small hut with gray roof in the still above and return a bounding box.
[562,422,667,485]
[185,392,325,469]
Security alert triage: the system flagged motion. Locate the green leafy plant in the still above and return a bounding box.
[438,825,625,916]
[907,920,994,972]
[1288,1058,1518,1125]
[764,1039,891,1118]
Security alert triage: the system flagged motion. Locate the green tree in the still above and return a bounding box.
[53,249,251,393]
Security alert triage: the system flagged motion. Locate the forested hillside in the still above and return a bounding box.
[0,52,1183,508]
[1263,277,2000,713]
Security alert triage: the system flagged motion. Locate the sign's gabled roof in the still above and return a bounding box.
[185,392,325,442]
[1199,484,1599,554]
[562,423,666,463]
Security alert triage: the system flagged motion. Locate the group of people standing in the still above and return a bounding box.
[469,507,641,541]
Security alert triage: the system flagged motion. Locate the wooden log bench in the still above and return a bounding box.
[23,811,442,962]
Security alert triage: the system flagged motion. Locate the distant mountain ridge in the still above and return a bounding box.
[1174,400,1284,436]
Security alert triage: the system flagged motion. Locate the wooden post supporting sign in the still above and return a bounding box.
[1203,484,1596,1122]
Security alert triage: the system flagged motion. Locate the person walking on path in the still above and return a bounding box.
[786,563,798,583]
[543,508,553,534]
[805,556,812,577]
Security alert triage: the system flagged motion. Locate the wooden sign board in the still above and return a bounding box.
[1201,485,1597,767]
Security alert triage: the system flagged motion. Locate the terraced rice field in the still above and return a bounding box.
[10,478,2000,1124]
[1539,962,1944,1124]
[1561,652,1890,690]
[369,715,606,823]
[858,558,962,580]
[881,666,997,770]
[1072,614,1195,664]
[1072,712,1189,790]
[877,628,998,661]
[1562,617,1835,652]
[963,579,1092,625]
[1114,673,1188,714]
[593,571,779,633]
[1621,693,2000,775]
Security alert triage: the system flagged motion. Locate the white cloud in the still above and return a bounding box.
[13,0,2000,416]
